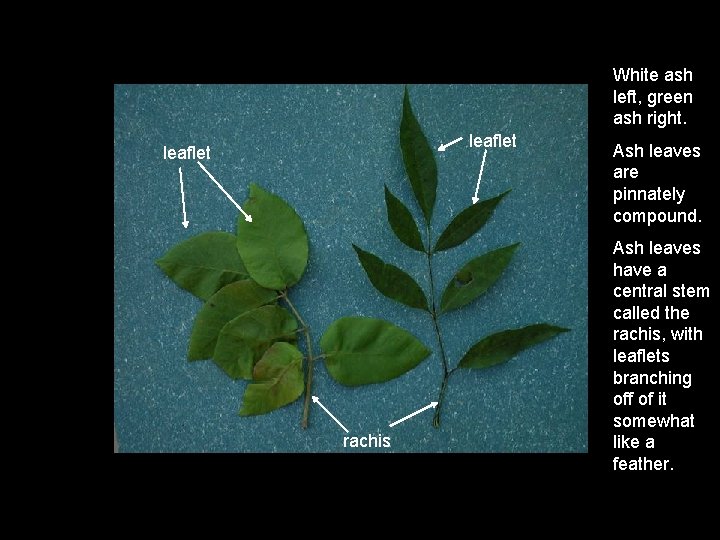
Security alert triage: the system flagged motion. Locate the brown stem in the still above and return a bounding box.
[432,371,450,428]
[425,224,451,428]
[280,291,315,429]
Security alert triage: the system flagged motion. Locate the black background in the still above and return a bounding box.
[590,60,710,476]
[113,55,711,483]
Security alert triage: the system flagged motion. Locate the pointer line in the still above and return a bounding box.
[473,149,488,203]
[389,402,438,427]
[179,167,188,228]
[312,396,349,433]
[196,161,252,222]
[438,136,464,152]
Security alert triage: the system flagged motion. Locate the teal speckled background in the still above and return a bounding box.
[114,84,587,452]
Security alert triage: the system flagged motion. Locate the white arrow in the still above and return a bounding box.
[179,167,189,228]
[438,136,463,152]
[312,396,349,433]
[389,401,438,427]
[196,161,253,222]
[471,149,488,204]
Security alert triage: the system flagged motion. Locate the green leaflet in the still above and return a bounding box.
[321,316,430,386]
[239,342,305,416]
[440,243,520,313]
[400,87,437,224]
[459,324,570,369]
[352,244,428,311]
[213,305,298,380]
[155,231,248,300]
[236,183,309,290]
[384,185,424,252]
[434,191,511,253]
[187,280,277,361]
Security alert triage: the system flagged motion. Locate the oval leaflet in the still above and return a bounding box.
[321,316,430,386]
[236,183,309,290]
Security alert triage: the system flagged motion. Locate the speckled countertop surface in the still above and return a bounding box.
[114,84,587,452]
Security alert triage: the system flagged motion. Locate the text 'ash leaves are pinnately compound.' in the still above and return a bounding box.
[352,87,569,427]
[157,181,429,427]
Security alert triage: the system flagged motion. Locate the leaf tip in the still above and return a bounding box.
[383,185,393,204]
[248,182,262,197]
[402,86,412,110]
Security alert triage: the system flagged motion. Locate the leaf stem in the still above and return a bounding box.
[432,370,452,428]
[280,290,315,429]
[425,224,451,428]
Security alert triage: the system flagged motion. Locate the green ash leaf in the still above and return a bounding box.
[352,244,428,311]
[400,87,437,224]
[440,243,520,313]
[434,190,510,253]
[459,324,570,369]
[384,185,424,252]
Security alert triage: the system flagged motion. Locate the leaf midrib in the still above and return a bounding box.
[326,350,425,360]
[257,358,300,385]
[161,261,245,274]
